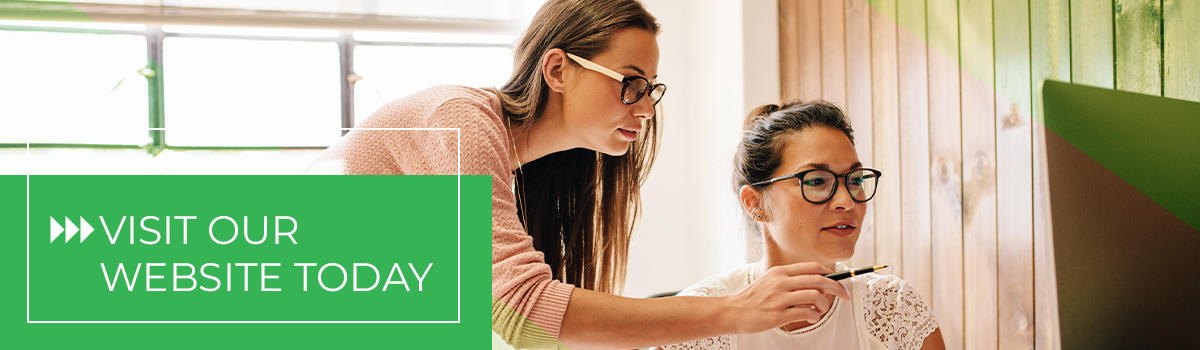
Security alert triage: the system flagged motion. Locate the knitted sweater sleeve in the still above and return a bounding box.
[309,86,575,348]
[439,98,577,350]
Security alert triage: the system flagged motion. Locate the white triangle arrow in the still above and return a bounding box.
[65,217,79,243]
[79,217,94,243]
[50,217,64,243]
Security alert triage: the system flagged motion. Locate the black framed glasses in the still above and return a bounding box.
[566,52,666,106]
[750,168,882,204]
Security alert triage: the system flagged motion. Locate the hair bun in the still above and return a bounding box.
[743,104,780,130]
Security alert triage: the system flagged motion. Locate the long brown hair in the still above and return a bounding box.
[486,0,661,294]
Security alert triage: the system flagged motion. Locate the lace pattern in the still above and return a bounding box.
[655,277,734,350]
[862,275,939,350]
[675,276,729,298]
[658,335,734,350]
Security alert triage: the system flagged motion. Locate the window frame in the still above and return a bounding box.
[0,16,518,154]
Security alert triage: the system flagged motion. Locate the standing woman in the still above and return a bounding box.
[311,0,849,348]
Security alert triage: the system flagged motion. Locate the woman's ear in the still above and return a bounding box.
[541,48,568,93]
[739,185,765,221]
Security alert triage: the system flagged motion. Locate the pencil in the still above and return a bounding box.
[823,265,888,281]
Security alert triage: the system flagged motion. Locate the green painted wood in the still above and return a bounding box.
[959,0,998,349]
[1115,0,1163,95]
[1164,0,1200,101]
[993,0,1034,348]
[1030,0,1071,348]
[926,0,964,348]
[1071,0,1115,88]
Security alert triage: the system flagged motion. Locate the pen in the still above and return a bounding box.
[823,265,888,281]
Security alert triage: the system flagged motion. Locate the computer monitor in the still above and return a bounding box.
[1041,80,1200,349]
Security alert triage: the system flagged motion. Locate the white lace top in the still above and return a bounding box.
[656,263,937,350]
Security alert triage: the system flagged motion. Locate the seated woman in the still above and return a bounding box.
[658,101,945,350]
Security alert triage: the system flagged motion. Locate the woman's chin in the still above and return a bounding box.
[597,142,631,156]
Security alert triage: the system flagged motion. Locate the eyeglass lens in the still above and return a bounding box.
[799,169,879,203]
[622,78,666,105]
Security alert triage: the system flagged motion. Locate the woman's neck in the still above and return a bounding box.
[760,241,837,272]
[507,103,576,172]
[759,257,837,276]
[758,256,840,333]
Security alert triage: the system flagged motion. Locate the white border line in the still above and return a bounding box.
[26,127,463,324]
[26,128,30,323]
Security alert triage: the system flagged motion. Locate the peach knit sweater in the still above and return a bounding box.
[309,85,574,348]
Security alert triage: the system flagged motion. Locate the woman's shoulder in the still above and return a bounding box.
[359,85,504,129]
[851,271,939,350]
[855,272,914,297]
[675,263,756,298]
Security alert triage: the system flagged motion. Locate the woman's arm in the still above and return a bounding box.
[428,93,849,348]
[558,263,851,350]
[919,328,946,350]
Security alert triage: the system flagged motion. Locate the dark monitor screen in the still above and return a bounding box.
[1041,81,1200,349]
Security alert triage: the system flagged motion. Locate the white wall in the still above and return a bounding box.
[623,0,779,298]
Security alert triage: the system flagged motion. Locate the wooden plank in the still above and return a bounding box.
[896,0,931,300]
[868,0,902,278]
[820,0,847,106]
[846,0,875,269]
[779,0,801,100]
[1115,0,1163,95]
[926,0,963,347]
[993,0,1034,348]
[959,0,998,349]
[797,0,823,100]
[1071,0,1115,88]
[1030,0,1070,348]
[1164,0,1200,101]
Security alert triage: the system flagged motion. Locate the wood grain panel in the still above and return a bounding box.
[1115,0,1163,95]
[1071,0,1115,88]
[1164,0,1200,101]
[926,0,964,347]
[846,0,876,269]
[897,0,931,299]
[868,0,902,278]
[820,0,847,106]
[959,0,998,348]
[994,0,1035,348]
[779,0,801,100]
[1030,0,1071,349]
[797,0,822,100]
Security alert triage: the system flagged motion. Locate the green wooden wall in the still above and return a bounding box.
[778,0,1198,349]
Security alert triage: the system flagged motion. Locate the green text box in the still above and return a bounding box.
[26,175,485,323]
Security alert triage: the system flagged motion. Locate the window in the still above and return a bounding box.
[0,1,541,175]
[353,34,513,125]
[163,36,342,147]
[0,29,149,145]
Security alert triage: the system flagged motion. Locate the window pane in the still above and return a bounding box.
[153,149,324,175]
[164,37,342,147]
[160,0,340,13]
[0,30,149,145]
[376,0,544,21]
[353,45,511,125]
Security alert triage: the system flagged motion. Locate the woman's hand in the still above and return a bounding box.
[717,262,851,334]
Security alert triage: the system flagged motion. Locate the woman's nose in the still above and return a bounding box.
[829,182,857,211]
[632,95,654,119]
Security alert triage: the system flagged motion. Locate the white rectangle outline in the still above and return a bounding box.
[26,127,462,323]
